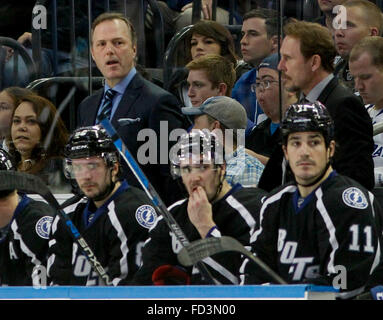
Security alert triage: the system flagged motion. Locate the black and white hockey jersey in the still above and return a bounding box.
[131,184,267,285]
[47,181,158,286]
[241,172,382,299]
[0,194,55,286]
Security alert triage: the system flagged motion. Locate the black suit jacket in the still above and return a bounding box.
[78,72,189,205]
[318,76,374,190]
[258,77,374,191]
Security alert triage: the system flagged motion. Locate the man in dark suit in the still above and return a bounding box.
[78,12,188,205]
[259,19,374,191]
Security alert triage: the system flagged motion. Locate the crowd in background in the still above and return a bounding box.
[0,0,382,299]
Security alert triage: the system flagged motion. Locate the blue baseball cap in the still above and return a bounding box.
[257,53,280,71]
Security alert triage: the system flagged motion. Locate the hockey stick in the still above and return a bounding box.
[98,113,218,285]
[0,171,111,285]
[177,236,288,285]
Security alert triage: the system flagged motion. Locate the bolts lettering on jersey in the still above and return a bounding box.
[280,241,297,264]
[290,257,314,281]
[277,229,287,252]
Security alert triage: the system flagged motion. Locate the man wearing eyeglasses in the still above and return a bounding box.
[246,53,297,160]
[131,130,266,285]
[47,125,157,286]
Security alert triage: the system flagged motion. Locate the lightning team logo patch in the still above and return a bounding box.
[342,187,368,210]
[35,216,53,239]
[135,205,157,229]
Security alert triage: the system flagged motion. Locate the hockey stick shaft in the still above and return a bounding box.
[98,114,218,285]
[178,236,287,285]
[0,171,111,285]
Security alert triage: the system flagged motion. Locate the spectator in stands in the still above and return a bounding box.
[166,19,239,108]
[131,129,266,285]
[7,94,71,193]
[263,19,374,192]
[48,125,157,285]
[185,54,236,109]
[333,0,382,91]
[240,102,382,300]
[183,96,265,187]
[0,148,56,286]
[231,8,279,129]
[316,0,347,32]
[0,87,36,148]
[349,36,383,187]
[245,53,297,161]
[78,12,187,206]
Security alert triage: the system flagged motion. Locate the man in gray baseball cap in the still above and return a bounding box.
[181,96,265,188]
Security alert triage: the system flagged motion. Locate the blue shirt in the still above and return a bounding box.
[97,67,137,121]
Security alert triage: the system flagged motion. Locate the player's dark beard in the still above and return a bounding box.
[296,160,331,188]
[91,169,115,202]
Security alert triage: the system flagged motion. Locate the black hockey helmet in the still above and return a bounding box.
[0,148,15,171]
[169,129,225,179]
[281,101,334,146]
[64,125,118,179]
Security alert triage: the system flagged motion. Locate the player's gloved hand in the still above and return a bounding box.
[152,265,191,285]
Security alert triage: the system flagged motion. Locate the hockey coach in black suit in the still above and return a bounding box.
[78,12,188,205]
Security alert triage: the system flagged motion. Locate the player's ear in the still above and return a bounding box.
[282,144,289,161]
[328,140,336,158]
[111,162,120,181]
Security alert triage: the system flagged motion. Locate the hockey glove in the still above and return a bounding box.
[152,264,191,285]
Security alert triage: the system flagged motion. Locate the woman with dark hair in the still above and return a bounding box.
[185,19,238,65]
[0,87,36,146]
[167,19,241,108]
[7,94,71,193]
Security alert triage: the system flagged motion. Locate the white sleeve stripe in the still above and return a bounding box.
[226,195,256,236]
[167,199,187,211]
[368,191,376,219]
[52,215,60,234]
[250,185,296,243]
[107,201,130,281]
[48,239,56,247]
[315,187,339,274]
[368,192,381,274]
[11,220,41,266]
[46,254,55,276]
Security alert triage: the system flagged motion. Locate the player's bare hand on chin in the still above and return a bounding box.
[187,186,215,238]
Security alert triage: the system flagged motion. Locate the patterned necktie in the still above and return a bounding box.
[99,89,116,120]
